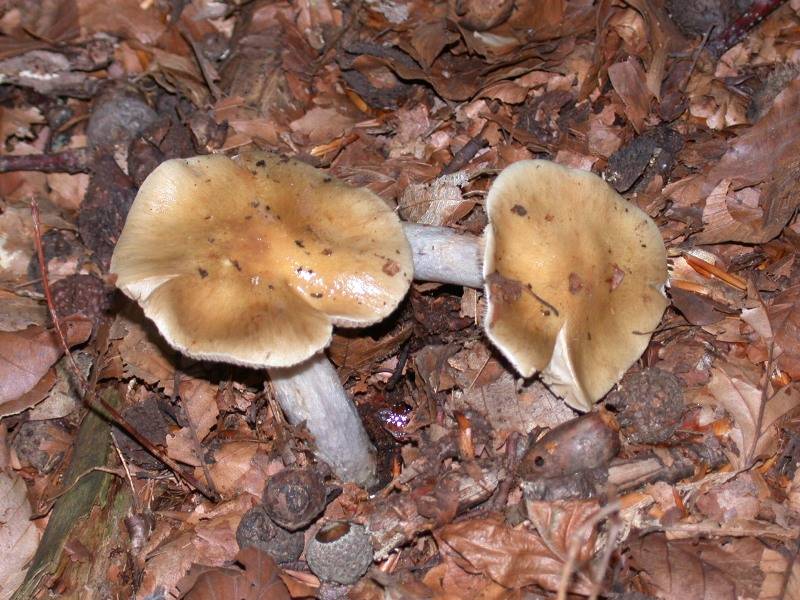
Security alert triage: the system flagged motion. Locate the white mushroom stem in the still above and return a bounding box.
[402,223,483,288]
[268,224,482,489]
[269,354,377,488]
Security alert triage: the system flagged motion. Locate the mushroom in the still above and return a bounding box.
[400,160,668,410]
[110,152,413,487]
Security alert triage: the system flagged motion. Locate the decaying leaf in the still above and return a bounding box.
[0,471,41,600]
[179,548,292,600]
[703,360,800,469]
[436,517,592,594]
[629,533,767,599]
[0,318,91,408]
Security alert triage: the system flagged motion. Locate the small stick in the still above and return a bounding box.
[309,0,364,77]
[2,147,92,174]
[110,431,142,513]
[441,124,489,175]
[31,200,86,389]
[385,341,411,390]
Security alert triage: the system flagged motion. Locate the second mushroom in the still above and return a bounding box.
[403,160,669,410]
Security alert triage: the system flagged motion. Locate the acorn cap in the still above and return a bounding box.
[483,160,668,410]
[110,152,413,368]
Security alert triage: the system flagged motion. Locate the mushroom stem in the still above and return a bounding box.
[268,354,377,488]
[402,223,483,288]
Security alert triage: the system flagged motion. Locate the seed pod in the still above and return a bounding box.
[236,505,304,564]
[306,522,373,585]
[263,468,327,531]
[605,369,685,444]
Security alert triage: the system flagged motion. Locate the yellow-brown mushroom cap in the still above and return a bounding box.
[483,160,668,411]
[110,152,413,368]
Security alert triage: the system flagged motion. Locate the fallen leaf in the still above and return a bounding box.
[768,286,800,379]
[608,56,651,132]
[0,319,91,407]
[436,517,592,593]
[0,470,41,600]
[703,360,800,469]
[180,548,291,600]
[166,378,220,466]
[629,533,766,600]
[0,106,44,142]
[524,500,600,564]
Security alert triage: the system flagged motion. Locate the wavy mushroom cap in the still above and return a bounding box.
[483,160,668,411]
[110,152,413,368]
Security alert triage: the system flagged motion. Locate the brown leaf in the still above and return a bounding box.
[629,533,766,600]
[768,286,800,380]
[179,548,291,600]
[113,311,176,386]
[166,378,220,466]
[201,443,269,497]
[408,21,460,69]
[0,291,47,332]
[0,106,44,143]
[524,500,600,564]
[78,0,167,45]
[0,319,91,406]
[436,517,592,593]
[703,360,800,469]
[608,56,651,132]
[694,180,767,244]
[0,471,41,599]
[398,171,473,227]
[665,77,800,231]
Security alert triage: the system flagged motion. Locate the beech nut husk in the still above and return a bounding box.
[236,505,304,564]
[305,521,373,585]
[263,468,327,531]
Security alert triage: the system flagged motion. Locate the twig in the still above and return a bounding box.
[110,431,142,513]
[588,517,621,600]
[385,340,412,390]
[177,23,222,101]
[2,147,92,174]
[441,123,489,175]
[680,26,714,93]
[556,501,620,600]
[31,200,87,390]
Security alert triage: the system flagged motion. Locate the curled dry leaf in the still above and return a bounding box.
[112,311,176,387]
[608,57,651,132]
[436,517,592,594]
[0,471,41,600]
[703,359,800,470]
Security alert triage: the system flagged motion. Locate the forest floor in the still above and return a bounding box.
[1,0,800,598]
